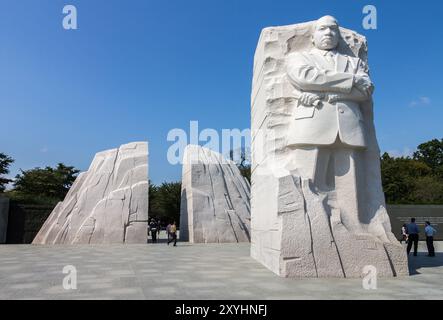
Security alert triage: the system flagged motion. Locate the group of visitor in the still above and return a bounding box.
[148,219,177,246]
[401,218,437,257]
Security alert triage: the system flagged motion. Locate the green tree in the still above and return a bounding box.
[381,148,443,204]
[411,176,443,204]
[230,148,251,183]
[157,181,182,224]
[0,152,14,192]
[148,181,160,217]
[413,138,443,176]
[149,181,182,225]
[13,163,79,201]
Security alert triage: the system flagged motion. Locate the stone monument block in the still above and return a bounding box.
[250,16,408,278]
[180,145,251,243]
[33,142,149,244]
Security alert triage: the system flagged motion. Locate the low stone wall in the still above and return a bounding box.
[6,201,55,244]
[0,196,9,243]
[388,205,443,241]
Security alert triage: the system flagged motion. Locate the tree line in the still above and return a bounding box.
[0,152,182,223]
[381,139,443,204]
[1,138,442,212]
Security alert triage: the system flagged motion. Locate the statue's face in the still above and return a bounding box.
[313,17,339,50]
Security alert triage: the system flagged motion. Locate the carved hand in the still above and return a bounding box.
[354,75,374,97]
[298,92,324,106]
[327,94,341,103]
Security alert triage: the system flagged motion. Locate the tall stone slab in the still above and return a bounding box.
[250,16,408,278]
[180,145,251,243]
[0,196,9,243]
[33,142,149,244]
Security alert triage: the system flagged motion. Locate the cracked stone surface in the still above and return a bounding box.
[0,196,9,243]
[276,176,407,278]
[33,142,149,244]
[179,145,251,243]
[250,18,408,278]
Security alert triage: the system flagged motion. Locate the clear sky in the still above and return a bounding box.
[1,0,442,184]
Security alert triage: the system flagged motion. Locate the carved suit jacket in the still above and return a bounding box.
[286,47,372,148]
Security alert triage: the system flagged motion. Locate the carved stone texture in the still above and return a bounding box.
[180,145,251,243]
[0,196,9,243]
[33,142,149,244]
[250,16,408,278]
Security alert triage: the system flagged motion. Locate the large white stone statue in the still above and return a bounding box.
[33,142,149,244]
[250,16,408,278]
[0,196,9,243]
[180,145,251,243]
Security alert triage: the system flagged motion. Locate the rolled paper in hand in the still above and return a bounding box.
[293,92,322,107]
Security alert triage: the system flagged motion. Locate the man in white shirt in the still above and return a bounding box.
[425,221,437,257]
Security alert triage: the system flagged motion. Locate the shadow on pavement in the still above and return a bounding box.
[408,252,443,275]
[147,235,192,246]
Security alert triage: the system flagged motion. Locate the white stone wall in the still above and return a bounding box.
[180,145,251,243]
[33,142,149,244]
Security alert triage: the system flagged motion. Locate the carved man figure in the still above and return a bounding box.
[251,15,408,278]
[285,15,374,232]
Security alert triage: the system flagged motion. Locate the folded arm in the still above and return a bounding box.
[328,87,371,103]
[287,54,374,103]
[287,62,354,94]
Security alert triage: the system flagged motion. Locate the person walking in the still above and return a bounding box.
[406,218,420,256]
[166,223,172,242]
[149,219,158,243]
[425,221,437,257]
[157,219,162,237]
[167,221,177,247]
[400,223,408,244]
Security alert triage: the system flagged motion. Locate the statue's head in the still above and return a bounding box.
[312,15,340,50]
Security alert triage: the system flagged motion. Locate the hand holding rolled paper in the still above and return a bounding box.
[294,92,324,107]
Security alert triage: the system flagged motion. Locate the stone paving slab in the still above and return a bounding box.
[0,238,442,300]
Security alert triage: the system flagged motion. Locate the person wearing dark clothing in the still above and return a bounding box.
[149,219,158,243]
[167,221,177,246]
[400,223,408,244]
[425,221,437,257]
[406,218,419,256]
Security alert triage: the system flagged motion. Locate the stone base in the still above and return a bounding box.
[253,174,408,278]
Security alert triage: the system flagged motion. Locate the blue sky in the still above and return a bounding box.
[1,0,442,184]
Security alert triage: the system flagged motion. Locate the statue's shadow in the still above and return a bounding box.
[408,253,443,275]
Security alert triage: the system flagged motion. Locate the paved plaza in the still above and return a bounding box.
[0,236,442,300]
